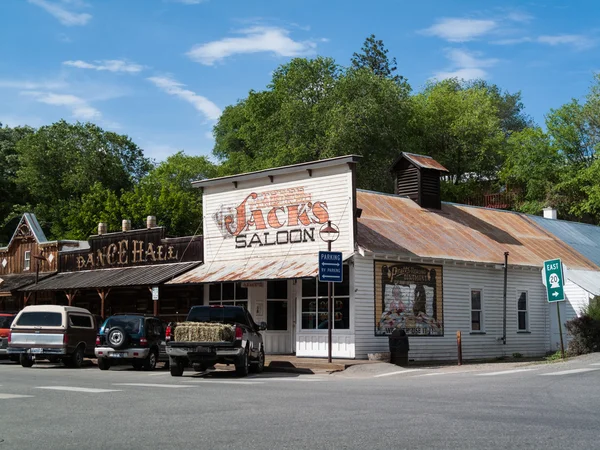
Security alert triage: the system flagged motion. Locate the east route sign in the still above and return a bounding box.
[542,259,565,302]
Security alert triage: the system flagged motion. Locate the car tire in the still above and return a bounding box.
[170,358,184,377]
[20,354,34,368]
[70,346,84,368]
[250,348,265,374]
[132,360,143,370]
[98,358,111,371]
[143,350,157,371]
[235,347,249,377]
[107,326,129,350]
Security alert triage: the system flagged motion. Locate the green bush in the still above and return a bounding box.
[512,352,523,358]
[582,296,600,321]
[565,314,600,356]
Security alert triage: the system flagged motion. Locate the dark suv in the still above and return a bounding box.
[95,314,167,371]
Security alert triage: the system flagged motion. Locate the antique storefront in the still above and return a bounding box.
[21,218,203,322]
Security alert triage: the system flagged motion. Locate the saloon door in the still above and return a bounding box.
[264,280,294,354]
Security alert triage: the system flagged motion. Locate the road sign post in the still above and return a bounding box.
[318,249,343,363]
[542,259,566,359]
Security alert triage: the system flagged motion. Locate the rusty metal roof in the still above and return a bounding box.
[391,153,449,172]
[167,255,321,284]
[356,190,598,270]
[20,262,199,292]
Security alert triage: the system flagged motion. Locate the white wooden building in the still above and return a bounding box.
[169,154,600,361]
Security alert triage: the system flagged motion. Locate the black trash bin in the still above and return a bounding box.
[389,329,409,366]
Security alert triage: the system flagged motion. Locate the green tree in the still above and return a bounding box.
[213,57,411,192]
[351,34,407,88]
[14,120,151,238]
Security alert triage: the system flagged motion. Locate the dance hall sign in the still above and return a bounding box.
[375,261,444,337]
[212,186,331,250]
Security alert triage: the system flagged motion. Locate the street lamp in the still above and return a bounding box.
[319,221,339,363]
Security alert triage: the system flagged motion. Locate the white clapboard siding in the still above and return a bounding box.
[354,255,551,361]
[202,165,354,261]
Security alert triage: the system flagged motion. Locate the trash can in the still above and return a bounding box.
[389,329,409,366]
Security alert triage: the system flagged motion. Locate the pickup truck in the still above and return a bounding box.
[165,305,267,377]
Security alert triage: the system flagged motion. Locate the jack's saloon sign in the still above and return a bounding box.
[60,229,203,272]
[213,187,330,249]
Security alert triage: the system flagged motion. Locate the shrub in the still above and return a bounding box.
[512,352,523,358]
[545,350,563,361]
[565,314,600,356]
[582,296,600,321]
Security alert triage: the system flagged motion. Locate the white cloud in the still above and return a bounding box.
[432,49,499,81]
[491,37,533,45]
[538,34,595,50]
[506,11,534,23]
[187,26,318,65]
[147,76,221,120]
[63,59,145,73]
[28,0,91,26]
[0,79,68,90]
[421,18,497,42]
[21,91,101,120]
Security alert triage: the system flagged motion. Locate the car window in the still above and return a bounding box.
[0,315,16,329]
[16,312,62,327]
[69,314,93,328]
[103,316,143,335]
[187,307,249,326]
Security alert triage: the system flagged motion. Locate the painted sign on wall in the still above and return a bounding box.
[374,261,444,336]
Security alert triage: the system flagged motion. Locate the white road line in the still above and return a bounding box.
[182,380,264,385]
[541,368,600,376]
[413,371,476,377]
[36,386,122,393]
[147,372,171,376]
[113,383,194,388]
[0,393,34,399]
[477,368,537,376]
[590,363,600,366]
[373,369,422,378]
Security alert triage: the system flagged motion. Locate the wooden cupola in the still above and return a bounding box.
[391,153,449,210]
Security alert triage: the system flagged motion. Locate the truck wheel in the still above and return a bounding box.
[235,348,249,377]
[250,349,265,374]
[170,359,184,377]
[20,354,34,368]
[143,350,157,371]
[70,346,84,368]
[98,358,111,370]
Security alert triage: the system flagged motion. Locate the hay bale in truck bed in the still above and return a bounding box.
[173,322,234,342]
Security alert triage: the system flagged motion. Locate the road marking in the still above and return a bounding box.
[541,368,600,376]
[36,386,122,393]
[477,368,537,376]
[0,393,34,399]
[182,380,264,385]
[413,371,476,377]
[590,363,600,366]
[373,369,422,378]
[113,383,194,388]
[147,372,171,376]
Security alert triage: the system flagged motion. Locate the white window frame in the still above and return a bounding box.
[300,265,350,331]
[470,287,484,333]
[517,290,529,332]
[208,282,248,308]
[24,251,31,271]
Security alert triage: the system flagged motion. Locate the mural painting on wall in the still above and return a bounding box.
[213,186,330,249]
[374,261,443,336]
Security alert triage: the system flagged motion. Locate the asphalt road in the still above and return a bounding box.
[1,355,600,450]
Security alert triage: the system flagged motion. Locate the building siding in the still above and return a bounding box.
[354,255,550,361]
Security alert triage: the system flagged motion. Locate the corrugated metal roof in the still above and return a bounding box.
[391,152,449,172]
[0,273,54,293]
[21,262,199,292]
[528,215,600,268]
[167,255,322,284]
[1,213,48,251]
[356,190,598,270]
[567,269,600,296]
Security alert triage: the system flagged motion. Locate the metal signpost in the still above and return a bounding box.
[542,259,566,358]
[319,221,341,363]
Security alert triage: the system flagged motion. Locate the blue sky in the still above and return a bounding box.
[1,0,598,161]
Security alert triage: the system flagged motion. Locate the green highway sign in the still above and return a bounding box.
[543,258,565,302]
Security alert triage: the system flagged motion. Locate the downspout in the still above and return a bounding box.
[502,252,509,345]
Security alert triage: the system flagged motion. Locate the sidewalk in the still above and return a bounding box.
[265,355,381,374]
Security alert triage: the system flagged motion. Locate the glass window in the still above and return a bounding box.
[301,264,350,330]
[209,283,248,308]
[267,300,288,331]
[69,314,92,328]
[187,306,249,326]
[471,290,483,332]
[267,280,288,299]
[17,312,62,327]
[0,315,16,329]
[24,251,31,271]
[518,292,528,331]
[209,284,221,301]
